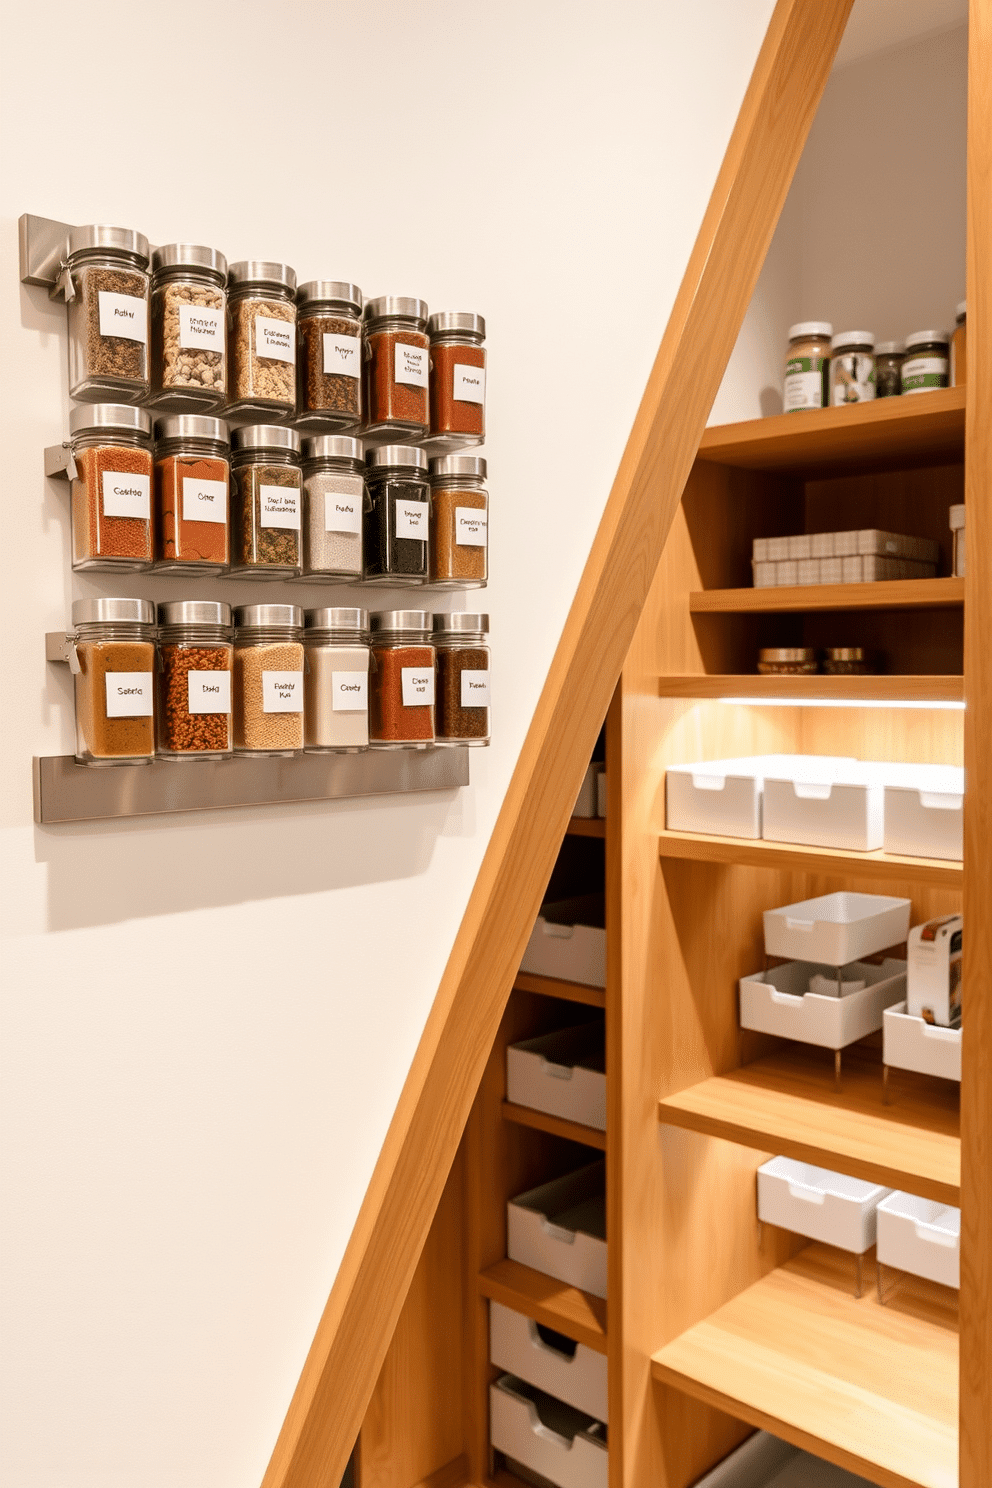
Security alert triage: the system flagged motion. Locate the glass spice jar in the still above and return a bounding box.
[783,321,832,412]
[429,455,488,588]
[363,296,430,445]
[368,611,435,749]
[149,243,228,413]
[229,425,302,578]
[300,436,366,582]
[232,604,304,756]
[757,648,818,676]
[154,416,230,575]
[157,601,233,760]
[304,608,370,753]
[875,341,904,399]
[822,647,871,676]
[427,311,486,452]
[901,330,950,395]
[951,302,967,387]
[67,597,156,765]
[829,331,876,405]
[296,281,364,432]
[432,613,490,746]
[364,446,430,585]
[68,404,153,572]
[61,224,150,404]
[226,260,297,420]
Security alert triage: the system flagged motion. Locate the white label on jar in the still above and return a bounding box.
[461,669,490,707]
[783,370,824,411]
[104,672,153,718]
[323,333,361,377]
[262,671,303,712]
[401,667,434,706]
[324,492,362,533]
[455,507,488,546]
[394,343,428,388]
[453,363,486,404]
[182,476,227,523]
[831,353,876,405]
[101,470,150,520]
[188,670,231,714]
[98,290,147,343]
[332,671,368,711]
[179,303,224,350]
[396,499,428,538]
[902,355,949,393]
[255,314,296,364]
[260,485,301,529]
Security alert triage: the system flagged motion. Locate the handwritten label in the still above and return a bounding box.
[401,667,435,707]
[255,314,295,364]
[262,671,303,713]
[396,499,428,539]
[98,290,147,343]
[104,672,153,718]
[323,332,361,377]
[453,363,486,404]
[332,670,368,712]
[179,303,224,351]
[182,476,227,524]
[460,669,490,707]
[455,506,487,546]
[187,670,231,714]
[394,342,428,388]
[260,485,301,529]
[324,492,362,534]
[101,470,150,520]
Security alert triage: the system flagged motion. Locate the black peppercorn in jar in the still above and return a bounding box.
[363,296,430,446]
[875,341,904,399]
[229,425,302,578]
[226,260,297,420]
[296,281,363,432]
[364,446,430,585]
[432,613,490,745]
[149,243,228,413]
[157,601,233,760]
[61,224,150,404]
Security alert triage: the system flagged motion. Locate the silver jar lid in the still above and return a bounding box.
[787,321,832,340]
[71,597,155,627]
[227,260,297,292]
[365,295,428,325]
[831,330,875,350]
[158,600,232,627]
[302,435,364,462]
[904,329,949,350]
[231,424,301,455]
[823,647,867,661]
[370,610,432,634]
[151,243,228,278]
[432,612,489,634]
[428,311,485,338]
[234,604,303,628]
[69,404,151,438]
[876,340,904,356]
[366,445,428,472]
[154,415,229,443]
[297,280,363,313]
[430,454,487,480]
[66,224,149,263]
[759,647,817,663]
[305,607,369,631]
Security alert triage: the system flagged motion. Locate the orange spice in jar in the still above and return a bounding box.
[427,312,485,453]
[68,404,153,572]
[363,296,429,446]
[368,611,435,748]
[68,597,156,765]
[154,415,230,574]
[429,454,488,588]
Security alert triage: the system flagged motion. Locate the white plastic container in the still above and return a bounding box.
[507,1162,607,1299]
[883,765,963,861]
[876,1192,961,1289]
[573,763,604,818]
[490,1375,607,1488]
[489,1301,609,1422]
[740,958,906,1050]
[666,756,810,840]
[757,1157,891,1253]
[883,1000,962,1082]
[507,1024,606,1131]
[763,891,911,965]
[763,760,885,852]
[520,897,606,989]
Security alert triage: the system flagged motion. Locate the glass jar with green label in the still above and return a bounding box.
[902,330,949,395]
[783,322,832,412]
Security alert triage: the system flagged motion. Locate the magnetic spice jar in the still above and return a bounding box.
[68,404,153,572]
[232,604,304,756]
[783,322,832,412]
[297,281,364,432]
[229,425,302,578]
[154,415,230,574]
[368,611,435,748]
[149,243,228,412]
[364,446,430,585]
[304,608,370,753]
[226,260,297,419]
[61,224,150,404]
[875,341,904,399]
[68,597,156,765]
[363,296,430,445]
[432,613,490,746]
[429,455,488,588]
[428,312,486,452]
[829,331,875,404]
[901,330,949,394]
[301,436,365,581]
[157,601,233,760]
[951,302,967,387]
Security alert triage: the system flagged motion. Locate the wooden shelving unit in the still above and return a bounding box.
[512,971,606,1009]
[566,816,607,838]
[478,1259,608,1355]
[657,674,964,702]
[658,829,963,888]
[501,1100,607,1151]
[690,577,963,614]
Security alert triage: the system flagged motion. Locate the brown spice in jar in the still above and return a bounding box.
[430,342,485,438]
[233,641,303,752]
[159,644,232,754]
[436,647,489,739]
[229,298,295,406]
[369,645,435,743]
[299,315,362,422]
[74,640,155,760]
[232,463,301,570]
[152,282,225,398]
[75,266,148,382]
[71,444,153,565]
[430,487,487,584]
[365,329,429,429]
[156,454,230,566]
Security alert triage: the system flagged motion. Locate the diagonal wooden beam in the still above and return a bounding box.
[260,5,854,1487]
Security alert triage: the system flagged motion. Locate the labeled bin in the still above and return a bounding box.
[508,1162,607,1299]
[489,1302,608,1422]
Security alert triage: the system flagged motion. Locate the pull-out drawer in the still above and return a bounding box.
[877,1191,960,1290]
[507,1024,606,1131]
[489,1301,608,1422]
[490,1375,607,1488]
[508,1161,607,1299]
[757,1157,890,1254]
[739,958,906,1050]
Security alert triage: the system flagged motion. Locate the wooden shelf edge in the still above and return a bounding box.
[657,674,964,702]
[566,815,607,837]
[689,577,965,615]
[501,1100,607,1151]
[513,972,607,1009]
[657,830,963,887]
[477,1259,608,1355]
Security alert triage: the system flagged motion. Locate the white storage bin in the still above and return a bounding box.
[763,891,911,965]
[820,556,843,585]
[490,1375,607,1488]
[787,533,812,560]
[753,562,777,588]
[508,1161,607,1299]
[489,1301,609,1423]
[876,1192,961,1289]
[883,764,964,861]
[883,1000,962,1082]
[767,536,790,561]
[507,1024,606,1131]
[757,1157,891,1254]
[666,756,809,841]
[520,897,606,989]
[797,559,820,585]
[763,760,884,852]
[776,560,798,586]
[573,763,604,818]
[692,1432,873,1487]
[740,958,906,1050]
[811,532,835,559]
[752,537,770,563]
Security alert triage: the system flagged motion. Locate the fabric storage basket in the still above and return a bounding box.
[763,892,911,966]
[762,760,884,852]
[520,896,606,988]
[490,1375,607,1488]
[507,1024,606,1131]
[508,1161,607,1298]
[665,755,814,840]
[739,959,906,1050]
[489,1302,608,1423]
[883,765,964,862]
[757,1157,891,1253]
[883,1001,962,1082]
[876,1192,961,1289]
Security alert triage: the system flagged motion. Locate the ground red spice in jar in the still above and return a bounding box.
[157,601,233,758]
[154,415,230,573]
[368,611,435,747]
[428,312,486,449]
[68,405,153,571]
[363,296,430,442]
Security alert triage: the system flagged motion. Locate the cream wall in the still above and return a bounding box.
[0,4,775,1485]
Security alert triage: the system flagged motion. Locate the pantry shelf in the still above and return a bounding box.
[650,1243,958,1488]
[477,1259,608,1355]
[512,972,607,1010]
[657,829,962,888]
[658,1048,960,1205]
[689,577,964,615]
[566,816,606,837]
[501,1100,607,1152]
[656,674,964,703]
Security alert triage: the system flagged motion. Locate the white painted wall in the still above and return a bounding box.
[0,4,775,1485]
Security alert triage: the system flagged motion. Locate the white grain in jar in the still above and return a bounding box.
[303,608,370,752]
[232,604,304,756]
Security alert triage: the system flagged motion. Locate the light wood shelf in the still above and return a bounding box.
[689,576,964,615]
[651,1243,958,1488]
[657,674,964,702]
[566,816,606,837]
[658,829,963,888]
[501,1100,607,1151]
[512,971,606,1009]
[478,1258,608,1355]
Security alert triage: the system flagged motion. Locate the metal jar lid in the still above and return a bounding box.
[759,647,817,663]
[230,424,301,455]
[904,329,949,350]
[69,404,151,439]
[366,445,428,473]
[233,604,303,628]
[364,295,428,326]
[154,415,229,444]
[305,607,369,631]
[432,612,489,634]
[430,454,487,480]
[66,224,149,264]
[876,340,904,356]
[370,610,432,634]
[955,300,967,321]
[787,321,833,340]
[302,435,364,463]
[71,597,155,627]
[297,280,363,313]
[227,260,297,292]
[428,311,486,338]
[831,330,875,351]
[823,647,866,661]
[158,600,232,627]
[151,243,228,278]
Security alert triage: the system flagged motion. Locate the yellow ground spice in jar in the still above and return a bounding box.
[233,604,304,756]
[429,454,488,588]
[68,597,156,764]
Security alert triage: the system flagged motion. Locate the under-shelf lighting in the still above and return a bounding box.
[719,697,965,710]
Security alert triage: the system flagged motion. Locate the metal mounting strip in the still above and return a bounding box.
[19,213,74,289]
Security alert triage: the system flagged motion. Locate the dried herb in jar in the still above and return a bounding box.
[62,225,150,402]
[297,281,363,430]
[230,426,302,577]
